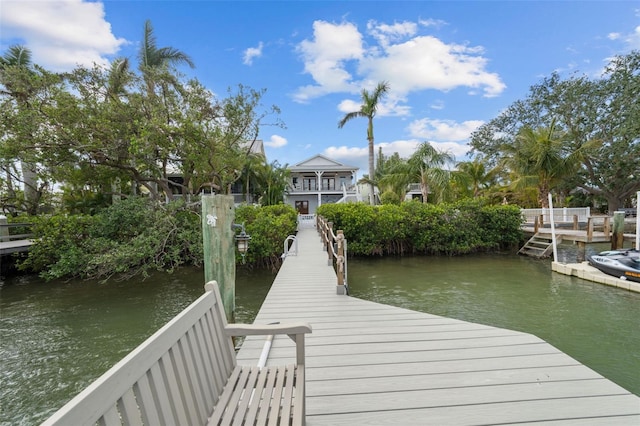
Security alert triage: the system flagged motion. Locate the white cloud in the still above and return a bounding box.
[625,26,640,49]
[608,32,621,41]
[324,138,469,172]
[243,42,263,65]
[0,0,126,71]
[408,118,484,141]
[360,35,506,98]
[264,134,287,148]
[294,19,506,105]
[366,20,418,48]
[293,20,364,102]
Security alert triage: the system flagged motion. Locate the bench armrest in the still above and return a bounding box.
[224,322,311,337]
[225,322,311,366]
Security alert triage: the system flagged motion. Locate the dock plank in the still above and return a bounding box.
[236,227,640,425]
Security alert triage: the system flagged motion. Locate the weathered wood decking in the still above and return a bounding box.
[237,227,640,425]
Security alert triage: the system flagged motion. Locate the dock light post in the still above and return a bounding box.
[232,222,251,264]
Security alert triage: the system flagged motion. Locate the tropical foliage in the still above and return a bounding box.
[470,51,640,211]
[317,201,523,256]
[338,81,390,205]
[0,22,284,216]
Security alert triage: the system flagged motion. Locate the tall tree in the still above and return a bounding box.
[0,45,60,214]
[338,81,390,205]
[454,157,498,198]
[381,142,454,203]
[470,51,640,211]
[502,120,579,208]
[138,19,194,96]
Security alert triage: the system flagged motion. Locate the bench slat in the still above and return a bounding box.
[117,388,143,426]
[149,362,176,424]
[280,365,296,424]
[208,366,243,425]
[292,367,305,426]
[133,374,161,426]
[268,367,288,426]
[231,366,261,426]
[244,367,271,425]
[161,351,190,425]
[191,316,217,408]
[98,405,120,426]
[256,366,279,426]
[221,366,254,425]
[172,338,203,425]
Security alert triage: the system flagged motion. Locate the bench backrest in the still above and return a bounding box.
[42,282,235,426]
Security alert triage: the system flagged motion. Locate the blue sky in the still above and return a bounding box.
[2,1,639,176]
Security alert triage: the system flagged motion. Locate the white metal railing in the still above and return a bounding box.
[297,214,316,229]
[521,207,591,223]
[282,235,298,258]
[288,184,356,192]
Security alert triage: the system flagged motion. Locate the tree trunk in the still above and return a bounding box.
[21,161,39,215]
[368,136,375,205]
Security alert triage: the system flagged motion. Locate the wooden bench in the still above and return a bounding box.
[42,281,312,426]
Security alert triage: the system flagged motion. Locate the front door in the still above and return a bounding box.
[295,201,309,214]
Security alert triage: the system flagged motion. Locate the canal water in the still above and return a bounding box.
[1,244,639,425]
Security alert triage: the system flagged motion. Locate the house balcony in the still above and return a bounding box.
[288,184,357,194]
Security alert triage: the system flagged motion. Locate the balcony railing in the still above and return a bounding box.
[289,184,356,192]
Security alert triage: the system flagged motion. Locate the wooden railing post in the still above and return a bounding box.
[572,214,578,230]
[0,215,8,239]
[327,222,334,265]
[612,211,625,249]
[534,216,539,233]
[336,230,346,294]
[587,217,594,242]
[603,216,611,238]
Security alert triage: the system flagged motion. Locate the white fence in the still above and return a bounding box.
[297,214,316,229]
[521,207,591,223]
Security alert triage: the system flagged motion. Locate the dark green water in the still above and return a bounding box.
[0,268,274,426]
[2,246,639,425]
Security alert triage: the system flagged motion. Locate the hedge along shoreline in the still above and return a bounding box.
[18,199,298,282]
[316,200,524,256]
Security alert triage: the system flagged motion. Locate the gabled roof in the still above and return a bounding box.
[290,154,358,172]
[241,139,265,157]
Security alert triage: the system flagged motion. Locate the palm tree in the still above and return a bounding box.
[138,20,194,95]
[503,120,578,208]
[379,142,454,204]
[407,142,455,203]
[454,158,498,198]
[338,81,390,205]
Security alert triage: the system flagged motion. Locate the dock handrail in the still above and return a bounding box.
[282,235,298,258]
[0,219,33,242]
[316,215,348,295]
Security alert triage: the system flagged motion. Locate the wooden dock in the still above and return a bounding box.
[0,238,33,255]
[237,227,640,425]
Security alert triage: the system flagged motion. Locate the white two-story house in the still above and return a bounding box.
[285,155,360,214]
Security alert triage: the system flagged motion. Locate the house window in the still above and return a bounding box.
[322,178,335,190]
[303,177,316,190]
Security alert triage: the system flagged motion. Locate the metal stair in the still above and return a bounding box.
[518,233,558,258]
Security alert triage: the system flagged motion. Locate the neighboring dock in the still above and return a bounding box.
[237,227,640,425]
[553,261,640,294]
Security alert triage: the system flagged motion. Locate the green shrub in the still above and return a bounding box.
[235,204,298,271]
[317,199,523,256]
[20,198,203,281]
